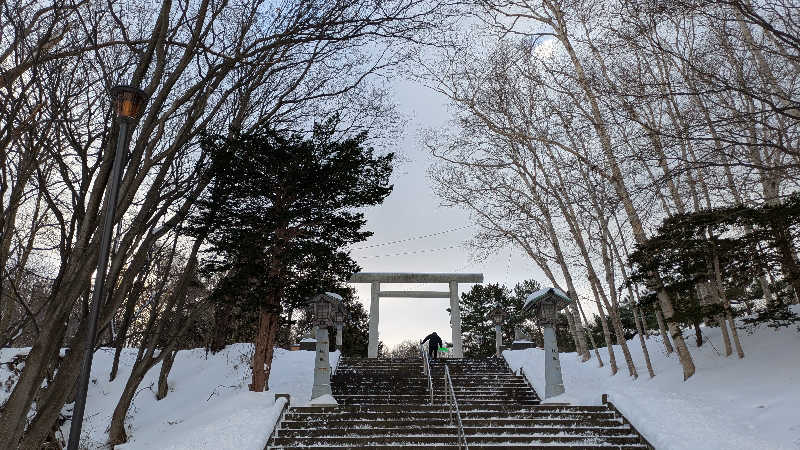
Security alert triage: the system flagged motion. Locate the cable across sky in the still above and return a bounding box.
[353,244,462,259]
[349,225,473,251]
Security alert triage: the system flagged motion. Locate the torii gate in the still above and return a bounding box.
[349,272,484,358]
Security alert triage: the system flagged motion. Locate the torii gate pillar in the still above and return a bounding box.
[449,281,463,358]
[368,282,380,359]
[350,272,484,358]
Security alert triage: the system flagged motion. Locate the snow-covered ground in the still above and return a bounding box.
[504,308,800,450]
[0,344,338,449]
[3,311,797,450]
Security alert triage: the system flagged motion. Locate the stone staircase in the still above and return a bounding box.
[266,356,653,449]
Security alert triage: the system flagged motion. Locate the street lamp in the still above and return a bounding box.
[491,306,505,357]
[111,85,148,119]
[68,85,148,450]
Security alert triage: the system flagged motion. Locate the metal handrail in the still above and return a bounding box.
[444,364,469,450]
[420,343,434,405]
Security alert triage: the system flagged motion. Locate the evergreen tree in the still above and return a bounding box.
[459,280,541,357]
[190,117,393,390]
[628,197,800,333]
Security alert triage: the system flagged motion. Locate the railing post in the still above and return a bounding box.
[444,364,468,450]
[420,343,434,405]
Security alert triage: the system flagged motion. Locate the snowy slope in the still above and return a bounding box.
[504,309,800,450]
[0,344,338,450]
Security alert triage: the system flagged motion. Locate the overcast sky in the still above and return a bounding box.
[347,77,546,349]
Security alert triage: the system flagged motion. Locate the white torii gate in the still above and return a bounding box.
[349,272,484,358]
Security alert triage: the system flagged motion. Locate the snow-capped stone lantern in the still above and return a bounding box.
[491,306,505,357]
[308,292,342,404]
[524,287,572,398]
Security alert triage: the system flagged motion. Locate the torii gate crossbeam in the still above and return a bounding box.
[349,272,484,358]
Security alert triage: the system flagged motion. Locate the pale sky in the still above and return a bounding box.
[347,77,546,349]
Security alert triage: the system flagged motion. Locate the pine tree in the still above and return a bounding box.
[190,117,393,391]
[460,280,542,357]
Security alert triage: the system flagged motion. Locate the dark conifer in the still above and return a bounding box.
[189,116,393,390]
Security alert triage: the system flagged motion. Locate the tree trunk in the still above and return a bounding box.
[108,364,148,445]
[110,285,142,382]
[108,238,202,445]
[157,349,177,400]
[564,309,582,358]
[598,230,638,378]
[570,305,590,362]
[590,281,617,375]
[576,298,603,367]
[110,338,125,383]
[633,306,655,378]
[637,302,650,339]
[261,314,280,390]
[654,306,674,354]
[554,5,695,379]
[564,310,577,349]
[699,262,732,356]
[680,54,778,308]
[607,300,637,378]
[18,320,88,450]
[210,300,233,353]
[250,305,279,392]
[716,314,731,356]
[9,221,189,448]
[693,320,703,348]
[726,311,745,359]
[2,305,75,449]
[712,248,745,359]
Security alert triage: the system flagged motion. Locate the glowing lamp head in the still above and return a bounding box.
[110,85,148,120]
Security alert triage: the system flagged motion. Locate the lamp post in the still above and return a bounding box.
[67,85,147,450]
[491,306,505,357]
[524,287,572,398]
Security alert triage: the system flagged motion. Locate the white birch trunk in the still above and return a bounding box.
[576,298,604,368]
[633,304,655,378]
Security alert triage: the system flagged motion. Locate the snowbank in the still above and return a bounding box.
[1,344,338,450]
[504,309,800,450]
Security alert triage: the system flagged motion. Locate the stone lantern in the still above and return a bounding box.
[524,287,572,398]
[490,306,505,357]
[334,306,346,350]
[307,292,342,404]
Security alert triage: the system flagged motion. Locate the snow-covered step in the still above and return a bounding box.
[266,357,652,449]
[279,418,629,429]
[268,447,648,449]
[269,434,648,447]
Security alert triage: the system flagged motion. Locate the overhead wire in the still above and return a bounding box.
[349,225,473,251]
[353,244,462,259]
